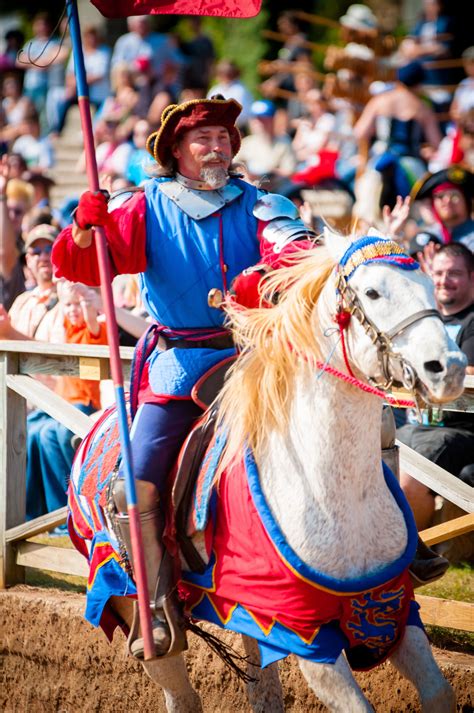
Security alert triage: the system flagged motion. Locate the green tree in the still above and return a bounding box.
[198,9,270,96]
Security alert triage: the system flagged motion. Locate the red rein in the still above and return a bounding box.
[316,309,417,408]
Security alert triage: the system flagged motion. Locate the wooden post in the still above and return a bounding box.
[0,351,27,587]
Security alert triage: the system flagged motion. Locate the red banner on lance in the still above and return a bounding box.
[90,0,262,18]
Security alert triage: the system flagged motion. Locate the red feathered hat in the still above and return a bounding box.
[146,95,242,167]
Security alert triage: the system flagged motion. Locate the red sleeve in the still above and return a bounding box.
[52,191,147,287]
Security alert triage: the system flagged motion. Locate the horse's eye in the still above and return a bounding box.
[364,288,380,300]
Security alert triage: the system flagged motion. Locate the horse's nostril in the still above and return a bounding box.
[424,360,444,374]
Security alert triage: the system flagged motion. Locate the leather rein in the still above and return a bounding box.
[334,269,442,397]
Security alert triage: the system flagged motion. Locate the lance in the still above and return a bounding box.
[65,0,155,660]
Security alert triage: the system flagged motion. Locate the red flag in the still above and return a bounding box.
[91,0,262,18]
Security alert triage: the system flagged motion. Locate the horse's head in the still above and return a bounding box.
[324,229,467,404]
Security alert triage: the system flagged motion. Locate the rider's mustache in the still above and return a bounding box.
[201,151,230,163]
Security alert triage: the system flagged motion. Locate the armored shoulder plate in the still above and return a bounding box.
[253,193,300,221]
[253,192,317,253]
[158,180,243,220]
[107,185,144,213]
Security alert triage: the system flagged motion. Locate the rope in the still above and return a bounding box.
[314,359,416,407]
[17,6,69,69]
[338,319,356,379]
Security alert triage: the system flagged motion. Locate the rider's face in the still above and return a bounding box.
[172,126,232,181]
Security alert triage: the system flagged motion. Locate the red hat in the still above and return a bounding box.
[146,95,242,167]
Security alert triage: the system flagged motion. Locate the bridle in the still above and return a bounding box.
[333,249,442,398]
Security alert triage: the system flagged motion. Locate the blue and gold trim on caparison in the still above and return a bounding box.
[84,530,137,629]
[188,594,349,668]
[182,448,418,598]
[245,450,418,594]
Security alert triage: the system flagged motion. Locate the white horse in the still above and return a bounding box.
[69,232,466,713]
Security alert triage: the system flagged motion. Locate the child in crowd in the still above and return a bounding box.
[26,281,108,524]
[54,280,107,409]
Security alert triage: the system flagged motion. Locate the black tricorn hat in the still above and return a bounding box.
[411,165,474,202]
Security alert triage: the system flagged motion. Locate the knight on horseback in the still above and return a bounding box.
[51,95,317,659]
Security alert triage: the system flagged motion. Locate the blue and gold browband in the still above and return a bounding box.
[340,236,418,281]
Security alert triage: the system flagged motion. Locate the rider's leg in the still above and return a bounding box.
[389,625,455,712]
[112,400,203,658]
[298,654,373,713]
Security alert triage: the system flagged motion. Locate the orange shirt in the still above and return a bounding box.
[55,319,108,410]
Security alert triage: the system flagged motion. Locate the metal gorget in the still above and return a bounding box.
[158,174,243,220]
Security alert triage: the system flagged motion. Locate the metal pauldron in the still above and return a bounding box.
[253,193,318,253]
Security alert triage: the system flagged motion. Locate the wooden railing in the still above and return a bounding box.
[0,341,133,587]
[0,341,473,633]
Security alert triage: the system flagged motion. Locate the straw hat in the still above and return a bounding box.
[340,4,378,32]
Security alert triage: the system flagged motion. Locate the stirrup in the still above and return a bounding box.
[126,550,188,660]
[127,596,188,660]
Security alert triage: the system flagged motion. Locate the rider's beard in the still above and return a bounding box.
[200,165,228,188]
[199,152,230,188]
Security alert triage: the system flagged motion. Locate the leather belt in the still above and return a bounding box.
[158,333,234,351]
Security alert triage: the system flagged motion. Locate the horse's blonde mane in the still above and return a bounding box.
[217,245,335,470]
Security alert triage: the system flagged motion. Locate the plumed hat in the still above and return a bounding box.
[411,165,474,202]
[146,95,242,167]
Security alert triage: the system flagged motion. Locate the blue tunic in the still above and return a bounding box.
[139,177,261,398]
[141,177,260,329]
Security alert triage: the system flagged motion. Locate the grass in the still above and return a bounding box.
[416,562,474,652]
[417,562,474,603]
[425,625,474,653]
[25,568,87,593]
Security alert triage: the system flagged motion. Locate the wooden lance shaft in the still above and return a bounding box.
[65,0,155,661]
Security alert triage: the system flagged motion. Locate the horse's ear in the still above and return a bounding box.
[323,227,351,262]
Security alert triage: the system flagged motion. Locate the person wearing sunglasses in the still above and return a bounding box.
[411,165,474,252]
[0,223,59,340]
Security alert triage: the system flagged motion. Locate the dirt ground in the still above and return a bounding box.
[1,587,473,713]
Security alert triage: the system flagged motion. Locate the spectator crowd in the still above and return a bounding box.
[0,4,472,554]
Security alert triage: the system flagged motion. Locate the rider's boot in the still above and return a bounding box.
[381,406,449,587]
[112,479,187,659]
[409,536,449,587]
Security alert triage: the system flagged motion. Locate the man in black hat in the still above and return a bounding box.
[411,165,474,251]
